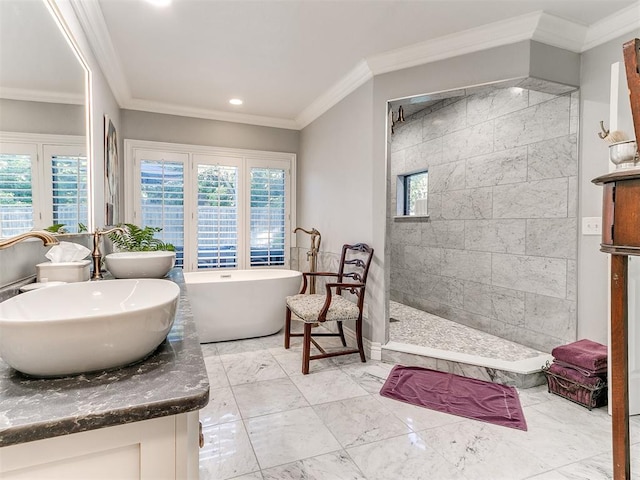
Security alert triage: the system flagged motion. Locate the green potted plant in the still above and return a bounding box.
[104,224,176,278]
[107,223,175,252]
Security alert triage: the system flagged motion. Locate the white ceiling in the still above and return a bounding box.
[0,0,84,104]
[54,1,640,128]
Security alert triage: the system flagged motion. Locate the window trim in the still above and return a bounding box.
[397,169,429,219]
[245,158,291,269]
[124,139,296,272]
[44,143,88,230]
[192,153,245,271]
[135,149,189,268]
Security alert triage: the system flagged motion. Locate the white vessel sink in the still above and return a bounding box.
[105,251,176,279]
[0,279,180,377]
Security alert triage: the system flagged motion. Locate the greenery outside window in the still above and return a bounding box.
[0,151,35,237]
[402,170,428,216]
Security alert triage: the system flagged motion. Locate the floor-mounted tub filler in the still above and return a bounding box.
[184,269,302,343]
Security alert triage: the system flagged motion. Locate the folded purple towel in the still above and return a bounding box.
[551,339,607,372]
[553,360,607,377]
[548,362,606,388]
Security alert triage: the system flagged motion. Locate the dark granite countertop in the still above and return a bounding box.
[0,268,210,447]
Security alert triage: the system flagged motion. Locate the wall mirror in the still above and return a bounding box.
[0,0,91,237]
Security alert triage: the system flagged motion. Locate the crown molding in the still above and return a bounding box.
[125,98,299,130]
[0,131,85,145]
[582,1,640,52]
[367,11,542,76]
[69,0,130,105]
[0,87,84,105]
[296,59,373,129]
[532,12,587,52]
[69,0,299,130]
[299,11,587,129]
[72,1,640,131]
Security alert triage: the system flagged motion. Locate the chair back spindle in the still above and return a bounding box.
[336,243,374,301]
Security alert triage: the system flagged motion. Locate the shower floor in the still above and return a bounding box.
[383,301,552,388]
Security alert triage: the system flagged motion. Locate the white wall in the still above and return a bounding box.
[578,31,640,343]
[0,99,84,135]
[298,81,374,254]
[297,80,377,337]
[121,110,299,155]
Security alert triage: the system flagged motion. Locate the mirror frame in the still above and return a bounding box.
[43,0,94,232]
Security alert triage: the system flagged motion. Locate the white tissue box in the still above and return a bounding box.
[36,260,91,283]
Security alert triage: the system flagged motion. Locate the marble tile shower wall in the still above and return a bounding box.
[389,86,580,353]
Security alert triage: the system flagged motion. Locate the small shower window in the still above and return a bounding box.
[402,170,428,216]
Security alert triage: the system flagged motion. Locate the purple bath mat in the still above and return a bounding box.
[380,365,527,431]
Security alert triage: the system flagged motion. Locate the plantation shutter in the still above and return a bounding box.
[196,164,239,269]
[249,166,286,267]
[50,154,88,233]
[0,143,39,237]
[140,159,185,267]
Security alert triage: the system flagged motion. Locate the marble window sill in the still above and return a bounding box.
[393,215,430,222]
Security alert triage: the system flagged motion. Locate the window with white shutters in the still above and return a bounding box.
[140,159,185,267]
[197,164,239,269]
[0,151,35,237]
[51,154,87,233]
[129,141,293,271]
[249,167,285,267]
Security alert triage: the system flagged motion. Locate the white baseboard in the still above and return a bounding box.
[342,326,382,361]
[369,342,382,361]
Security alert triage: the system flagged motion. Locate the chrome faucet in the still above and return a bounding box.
[293,227,321,294]
[0,231,59,250]
[91,227,124,280]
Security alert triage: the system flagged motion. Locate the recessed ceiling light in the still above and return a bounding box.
[145,0,172,7]
[229,98,243,106]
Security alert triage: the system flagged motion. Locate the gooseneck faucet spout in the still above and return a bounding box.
[293,227,321,294]
[91,227,125,280]
[0,231,59,249]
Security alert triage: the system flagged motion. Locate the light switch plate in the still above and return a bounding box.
[582,217,602,235]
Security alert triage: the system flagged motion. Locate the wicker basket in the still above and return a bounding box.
[542,363,607,410]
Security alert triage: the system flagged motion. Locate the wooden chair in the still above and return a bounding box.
[284,243,374,374]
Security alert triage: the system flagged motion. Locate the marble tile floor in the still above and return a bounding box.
[199,324,640,480]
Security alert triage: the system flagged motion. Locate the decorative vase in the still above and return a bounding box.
[609,140,639,169]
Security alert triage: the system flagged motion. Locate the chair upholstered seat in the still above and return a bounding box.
[286,294,360,323]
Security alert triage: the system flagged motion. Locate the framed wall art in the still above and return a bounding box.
[104,115,119,225]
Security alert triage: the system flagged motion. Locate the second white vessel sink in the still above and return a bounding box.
[105,251,176,279]
[0,279,180,377]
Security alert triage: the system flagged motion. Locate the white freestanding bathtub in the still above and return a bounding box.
[184,269,302,343]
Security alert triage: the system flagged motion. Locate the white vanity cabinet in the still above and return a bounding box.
[0,411,200,480]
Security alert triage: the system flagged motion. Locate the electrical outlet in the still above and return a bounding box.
[582,217,602,235]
